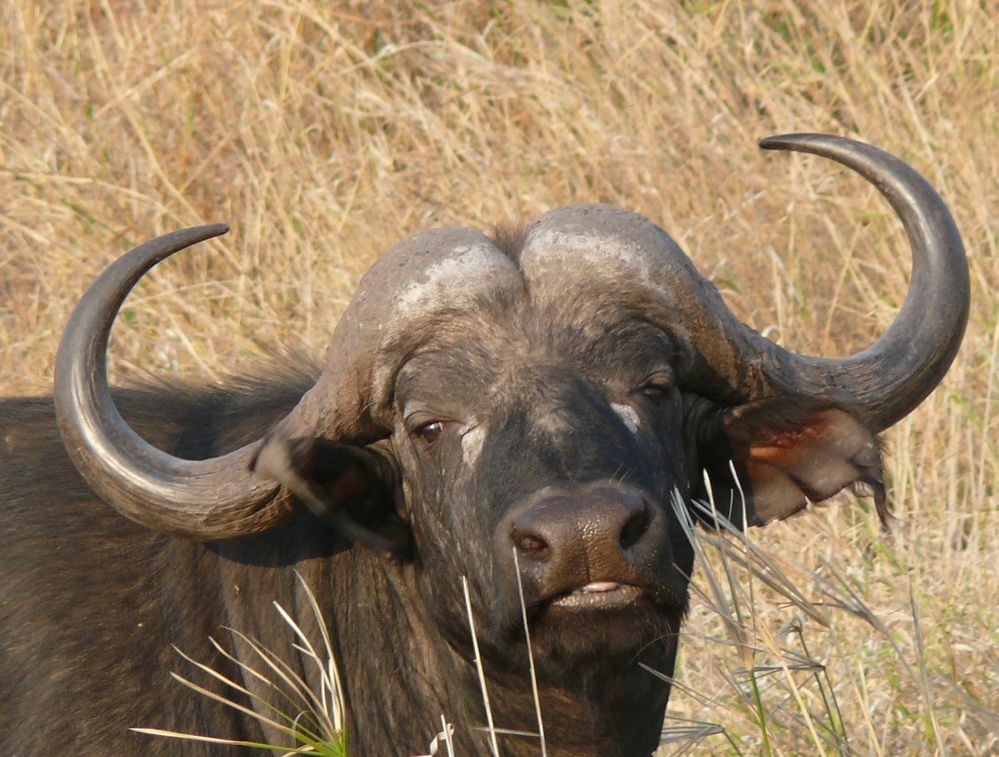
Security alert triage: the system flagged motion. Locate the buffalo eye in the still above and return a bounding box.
[637,372,674,403]
[414,420,444,445]
[642,385,668,401]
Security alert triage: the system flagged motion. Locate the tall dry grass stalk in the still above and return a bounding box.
[1,1,995,753]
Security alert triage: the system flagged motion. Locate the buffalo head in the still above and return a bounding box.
[53,134,968,742]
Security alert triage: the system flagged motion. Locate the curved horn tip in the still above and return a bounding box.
[758,132,836,152]
[148,223,230,252]
[197,222,230,238]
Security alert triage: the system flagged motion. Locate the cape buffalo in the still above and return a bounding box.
[0,134,969,756]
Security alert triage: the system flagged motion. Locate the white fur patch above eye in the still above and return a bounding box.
[611,403,640,434]
[461,425,487,467]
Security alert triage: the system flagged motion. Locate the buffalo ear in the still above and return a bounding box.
[251,435,412,558]
[696,398,888,528]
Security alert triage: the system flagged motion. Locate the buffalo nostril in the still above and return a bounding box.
[618,508,649,550]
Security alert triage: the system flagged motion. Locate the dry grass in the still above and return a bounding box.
[134,572,349,755]
[1,0,996,753]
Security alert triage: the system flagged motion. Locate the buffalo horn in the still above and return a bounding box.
[517,134,969,432]
[54,226,305,538]
[750,134,969,430]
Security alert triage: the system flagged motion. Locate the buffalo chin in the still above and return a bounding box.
[528,597,681,670]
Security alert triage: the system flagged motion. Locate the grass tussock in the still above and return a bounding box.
[1,1,996,753]
[133,572,349,755]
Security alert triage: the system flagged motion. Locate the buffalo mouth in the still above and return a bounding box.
[527,577,681,629]
[519,579,681,664]
[548,581,645,611]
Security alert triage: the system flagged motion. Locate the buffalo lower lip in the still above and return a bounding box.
[549,583,643,610]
